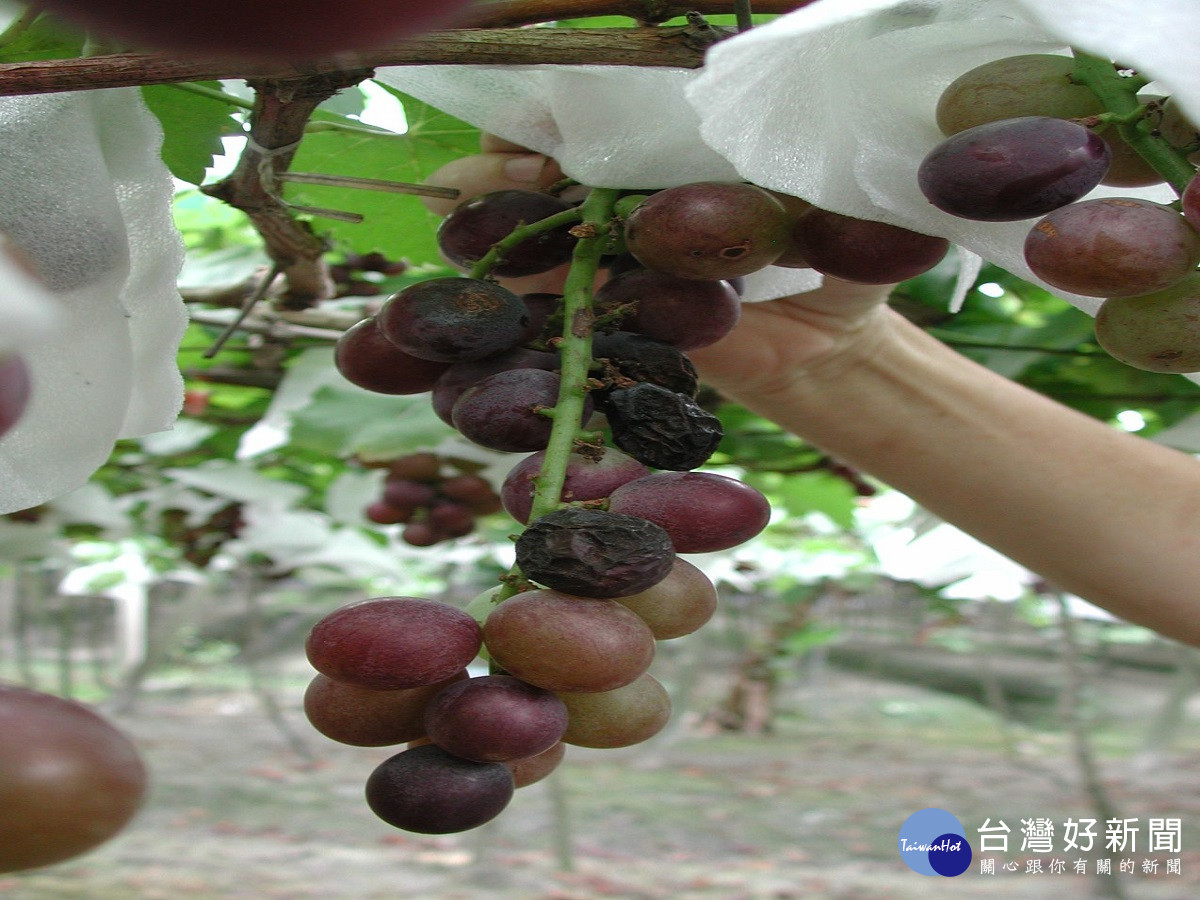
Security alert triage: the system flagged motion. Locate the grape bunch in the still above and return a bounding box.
[920,53,1200,373]
[314,181,814,834]
[362,451,503,546]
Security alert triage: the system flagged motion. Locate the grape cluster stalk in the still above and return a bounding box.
[921,50,1200,373]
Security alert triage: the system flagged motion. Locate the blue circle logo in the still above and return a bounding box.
[898,808,972,876]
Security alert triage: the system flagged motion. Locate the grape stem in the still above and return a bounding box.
[467,206,585,280]
[486,187,621,607]
[1071,51,1197,195]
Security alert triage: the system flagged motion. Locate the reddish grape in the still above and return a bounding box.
[437,190,578,277]
[557,674,671,749]
[500,446,651,524]
[423,675,568,762]
[612,557,719,639]
[483,589,656,693]
[303,670,467,747]
[377,278,529,363]
[1024,198,1200,298]
[0,354,31,438]
[382,478,438,509]
[607,471,771,553]
[0,684,147,874]
[624,182,790,279]
[305,597,482,691]
[402,521,444,547]
[388,452,442,482]
[593,269,742,350]
[1094,273,1200,373]
[364,500,413,526]
[1183,172,1200,231]
[333,317,451,395]
[365,745,514,835]
[428,501,476,537]
[918,117,1110,221]
[785,208,950,284]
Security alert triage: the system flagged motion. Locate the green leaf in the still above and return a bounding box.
[288,386,455,458]
[0,13,83,62]
[141,83,242,185]
[773,471,859,531]
[284,89,480,265]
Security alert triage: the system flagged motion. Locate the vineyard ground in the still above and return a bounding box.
[3,655,1200,900]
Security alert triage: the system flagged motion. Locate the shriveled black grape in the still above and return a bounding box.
[918,116,1110,221]
[786,208,950,284]
[452,368,589,453]
[591,332,699,403]
[624,181,790,280]
[377,277,530,362]
[1024,198,1200,298]
[515,507,675,599]
[593,269,742,350]
[605,382,723,471]
[437,189,577,277]
[365,744,514,834]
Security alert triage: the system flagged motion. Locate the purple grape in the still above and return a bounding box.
[333,318,451,395]
[918,116,1111,221]
[365,744,514,834]
[437,189,577,277]
[423,674,568,762]
[786,208,950,284]
[431,348,559,426]
[593,269,741,350]
[452,368,591,453]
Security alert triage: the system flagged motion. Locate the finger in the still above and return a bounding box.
[480,133,532,153]
[421,152,565,216]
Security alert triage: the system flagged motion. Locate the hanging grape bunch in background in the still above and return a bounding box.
[918,51,1200,373]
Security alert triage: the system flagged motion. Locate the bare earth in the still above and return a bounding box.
[3,663,1199,900]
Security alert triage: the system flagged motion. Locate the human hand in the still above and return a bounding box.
[421,138,896,402]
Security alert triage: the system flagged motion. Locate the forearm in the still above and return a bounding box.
[718,308,1200,644]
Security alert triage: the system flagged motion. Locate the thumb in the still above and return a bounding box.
[421,152,564,217]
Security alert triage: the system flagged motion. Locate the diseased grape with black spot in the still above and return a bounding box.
[482,588,656,692]
[305,596,482,691]
[515,507,675,599]
[918,116,1111,221]
[605,382,723,471]
[591,332,700,406]
[593,269,741,350]
[785,208,950,284]
[365,744,514,835]
[437,189,578,277]
[1024,198,1200,298]
[423,674,568,762]
[624,181,790,279]
[377,277,530,362]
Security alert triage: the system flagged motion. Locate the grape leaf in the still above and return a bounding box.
[141,83,242,186]
[284,89,480,265]
[288,386,455,458]
[0,14,83,62]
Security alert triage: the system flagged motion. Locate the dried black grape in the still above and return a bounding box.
[605,382,723,471]
[515,508,675,599]
[591,332,699,406]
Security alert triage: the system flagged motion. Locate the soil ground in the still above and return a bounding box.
[3,658,1200,900]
